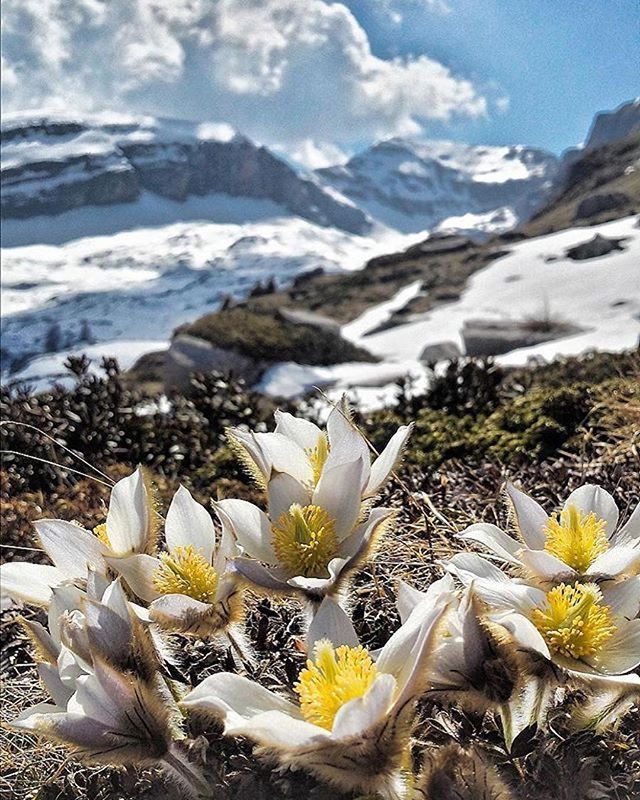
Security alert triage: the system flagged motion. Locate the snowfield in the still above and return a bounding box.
[1,195,413,385]
[261,216,640,409]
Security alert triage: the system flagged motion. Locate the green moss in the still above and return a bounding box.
[177,307,375,365]
[473,385,593,460]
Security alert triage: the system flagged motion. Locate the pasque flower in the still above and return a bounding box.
[181,593,449,799]
[0,468,156,608]
[458,482,639,586]
[107,485,242,638]
[447,553,640,679]
[228,399,412,498]
[11,579,207,795]
[395,575,522,710]
[216,471,395,602]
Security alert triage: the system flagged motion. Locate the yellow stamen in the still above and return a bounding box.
[531,583,616,660]
[271,504,339,577]
[544,504,608,572]
[306,434,330,485]
[152,545,218,603]
[295,640,378,730]
[94,523,110,548]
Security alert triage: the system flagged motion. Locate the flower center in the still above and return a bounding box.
[152,545,218,603]
[531,582,616,660]
[271,503,339,577]
[93,523,111,548]
[543,504,608,572]
[295,640,379,730]
[306,434,330,485]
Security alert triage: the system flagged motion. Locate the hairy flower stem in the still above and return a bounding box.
[162,745,210,798]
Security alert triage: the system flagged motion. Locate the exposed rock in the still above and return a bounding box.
[566,234,626,261]
[1,114,370,234]
[583,98,640,151]
[277,307,341,334]
[164,334,267,392]
[575,192,631,220]
[462,318,583,357]
[406,234,471,256]
[316,138,558,233]
[419,341,462,363]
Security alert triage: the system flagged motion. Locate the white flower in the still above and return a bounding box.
[0,468,155,608]
[12,580,206,794]
[181,594,449,798]
[228,399,412,499]
[458,482,640,586]
[448,555,640,679]
[395,576,521,709]
[108,485,242,637]
[216,466,395,601]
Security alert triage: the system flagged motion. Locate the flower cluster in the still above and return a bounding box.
[1,403,638,798]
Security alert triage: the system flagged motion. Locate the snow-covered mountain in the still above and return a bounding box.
[1,112,369,235]
[316,138,559,233]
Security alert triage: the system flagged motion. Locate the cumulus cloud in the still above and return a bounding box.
[1,0,486,158]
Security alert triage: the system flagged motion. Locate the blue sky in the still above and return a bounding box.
[346,0,639,152]
[1,0,638,164]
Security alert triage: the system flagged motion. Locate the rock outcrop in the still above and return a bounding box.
[462,318,583,357]
[565,234,627,261]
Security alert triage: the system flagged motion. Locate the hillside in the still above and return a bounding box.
[524,132,640,236]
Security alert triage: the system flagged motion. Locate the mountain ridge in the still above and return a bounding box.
[0,113,369,235]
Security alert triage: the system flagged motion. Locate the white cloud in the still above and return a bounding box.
[284,139,349,169]
[1,0,486,155]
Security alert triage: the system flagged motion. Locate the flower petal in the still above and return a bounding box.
[105,468,151,556]
[105,554,161,602]
[505,482,548,549]
[564,485,619,537]
[149,594,216,634]
[252,432,313,483]
[231,558,290,591]
[588,546,640,579]
[274,411,323,451]
[182,672,300,720]
[491,610,551,659]
[518,549,577,581]
[226,709,329,747]
[612,503,640,547]
[364,424,413,498]
[332,673,396,739]
[470,579,547,616]
[0,562,66,606]
[397,575,455,625]
[307,597,359,650]
[165,486,215,563]
[325,398,370,475]
[215,499,277,564]
[601,578,640,619]
[267,472,311,522]
[34,519,108,580]
[587,619,640,675]
[459,523,522,564]
[313,457,366,539]
[446,552,512,585]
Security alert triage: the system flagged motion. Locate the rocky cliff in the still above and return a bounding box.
[0,114,370,235]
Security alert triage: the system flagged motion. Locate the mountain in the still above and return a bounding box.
[0,112,369,235]
[316,138,559,233]
[583,98,640,151]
